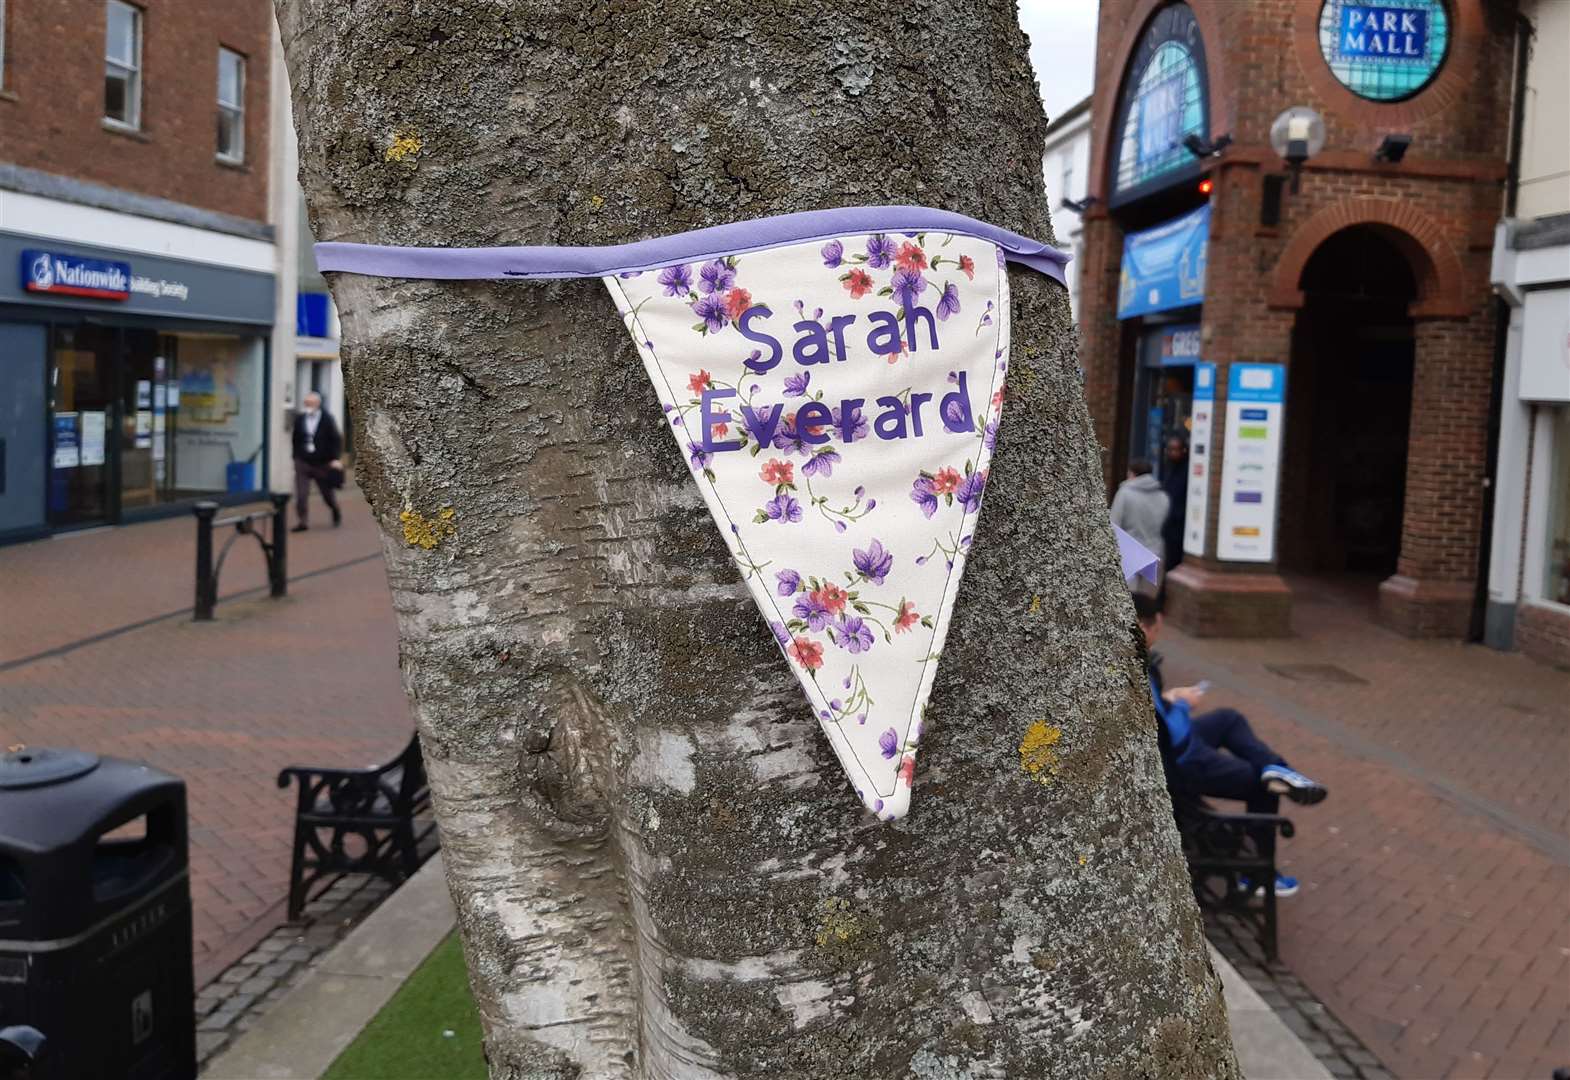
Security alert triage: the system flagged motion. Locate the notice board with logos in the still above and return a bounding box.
[1217,363,1286,562]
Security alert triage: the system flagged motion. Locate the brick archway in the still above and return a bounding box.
[1266,197,1468,317]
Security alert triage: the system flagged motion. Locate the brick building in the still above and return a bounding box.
[1075,0,1523,641]
[0,0,282,543]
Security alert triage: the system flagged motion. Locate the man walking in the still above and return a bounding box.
[1111,458,1169,590]
[291,391,342,532]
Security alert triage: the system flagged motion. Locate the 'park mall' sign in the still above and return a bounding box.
[1335,4,1428,59]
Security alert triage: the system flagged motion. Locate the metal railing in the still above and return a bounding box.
[192,495,290,621]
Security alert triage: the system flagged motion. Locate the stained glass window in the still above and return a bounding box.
[1112,5,1209,201]
[1318,0,1449,101]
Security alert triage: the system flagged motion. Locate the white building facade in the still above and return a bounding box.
[1042,96,1092,318]
[1485,0,1570,667]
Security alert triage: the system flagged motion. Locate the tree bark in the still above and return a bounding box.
[275,2,1239,1077]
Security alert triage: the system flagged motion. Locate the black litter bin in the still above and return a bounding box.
[0,748,195,1080]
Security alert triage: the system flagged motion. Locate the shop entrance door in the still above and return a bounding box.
[0,323,48,537]
[48,325,117,529]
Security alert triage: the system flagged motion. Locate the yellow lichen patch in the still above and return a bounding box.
[815,897,863,948]
[1028,594,1042,615]
[384,131,423,163]
[1018,720,1063,784]
[400,506,456,549]
[588,193,606,210]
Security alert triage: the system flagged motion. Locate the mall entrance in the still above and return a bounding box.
[1280,226,1417,579]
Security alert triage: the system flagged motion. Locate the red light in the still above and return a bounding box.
[1198,178,1214,195]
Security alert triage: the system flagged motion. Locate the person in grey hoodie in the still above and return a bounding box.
[1111,458,1170,583]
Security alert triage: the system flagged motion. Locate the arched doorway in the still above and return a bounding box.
[1279,226,1418,578]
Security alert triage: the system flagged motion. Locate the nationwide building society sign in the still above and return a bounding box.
[22,248,190,303]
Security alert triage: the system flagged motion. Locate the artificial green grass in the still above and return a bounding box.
[322,931,488,1080]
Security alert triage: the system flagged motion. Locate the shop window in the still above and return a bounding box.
[1111,3,1209,203]
[105,1,142,129]
[1544,408,1570,607]
[217,47,245,162]
[1317,0,1449,102]
[168,333,266,499]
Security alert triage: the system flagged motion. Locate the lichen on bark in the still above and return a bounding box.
[276,1,1240,1076]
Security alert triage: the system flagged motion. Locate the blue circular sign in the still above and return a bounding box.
[1318,0,1450,101]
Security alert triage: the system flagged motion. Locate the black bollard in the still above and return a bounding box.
[192,502,219,621]
[269,493,290,598]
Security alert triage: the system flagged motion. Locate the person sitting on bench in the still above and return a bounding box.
[1134,592,1328,896]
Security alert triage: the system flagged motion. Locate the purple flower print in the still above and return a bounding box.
[956,470,986,513]
[835,616,875,654]
[770,621,791,647]
[983,420,998,452]
[766,492,803,523]
[776,569,802,596]
[742,349,771,375]
[821,239,844,268]
[794,593,833,632]
[687,442,712,470]
[878,727,899,759]
[829,698,844,712]
[910,475,938,519]
[891,267,927,309]
[697,259,737,295]
[853,539,893,586]
[782,371,811,397]
[831,404,869,443]
[771,417,810,458]
[936,281,961,321]
[657,264,692,297]
[802,447,841,478]
[866,233,898,269]
[692,294,729,333]
[943,396,970,431]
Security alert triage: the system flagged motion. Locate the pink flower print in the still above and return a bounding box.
[894,600,919,633]
[760,459,794,486]
[931,467,962,495]
[812,583,849,615]
[788,636,824,671]
[843,268,874,299]
[688,370,712,394]
[723,287,753,322]
[711,422,729,440]
[991,389,1004,410]
[894,241,928,272]
[899,756,916,786]
[959,254,975,280]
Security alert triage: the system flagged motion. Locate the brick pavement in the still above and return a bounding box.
[0,491,413,984]
[1161,576,1570,1080]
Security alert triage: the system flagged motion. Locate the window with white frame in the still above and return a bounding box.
[217,48,245,161]
[105,1,142,128]
[1544,408,1570,607]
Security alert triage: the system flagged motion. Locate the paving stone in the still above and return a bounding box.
[239,950,270,966]
[280,945,313,963]
[1326,1059,1357,1079]
[197,1008,241,1033]
[238,975,276,996]
[217,964,256,985]
[259,960,295,979]
[195,1031,229,1063]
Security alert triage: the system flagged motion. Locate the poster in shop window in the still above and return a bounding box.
[80,412,106,467]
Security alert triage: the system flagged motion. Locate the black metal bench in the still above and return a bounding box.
[277,734,436,920]
[1172,792,1294,963]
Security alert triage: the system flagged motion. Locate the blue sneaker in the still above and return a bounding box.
[1260,764,1328,805]
[1240,873,1300,898]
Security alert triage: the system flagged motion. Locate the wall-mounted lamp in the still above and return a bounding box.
[1269,106,1327,194]
[1059,195,1100,214]
[1182,133,1233,159]
[1374,134,1412,163]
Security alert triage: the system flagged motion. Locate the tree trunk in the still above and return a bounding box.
[275,3,1238,1077]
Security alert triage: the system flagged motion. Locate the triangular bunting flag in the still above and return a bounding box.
[603,232,1007,820]
[314,208,1168,821]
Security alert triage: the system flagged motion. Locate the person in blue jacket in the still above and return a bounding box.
[1134,592,1327,895]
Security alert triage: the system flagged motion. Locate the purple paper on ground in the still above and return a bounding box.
[1114,525,1160,585]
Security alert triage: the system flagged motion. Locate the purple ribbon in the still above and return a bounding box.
[1114,525,1160,586]
[313,205,1069,286]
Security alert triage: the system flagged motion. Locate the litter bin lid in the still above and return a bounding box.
[0,747,100,789]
